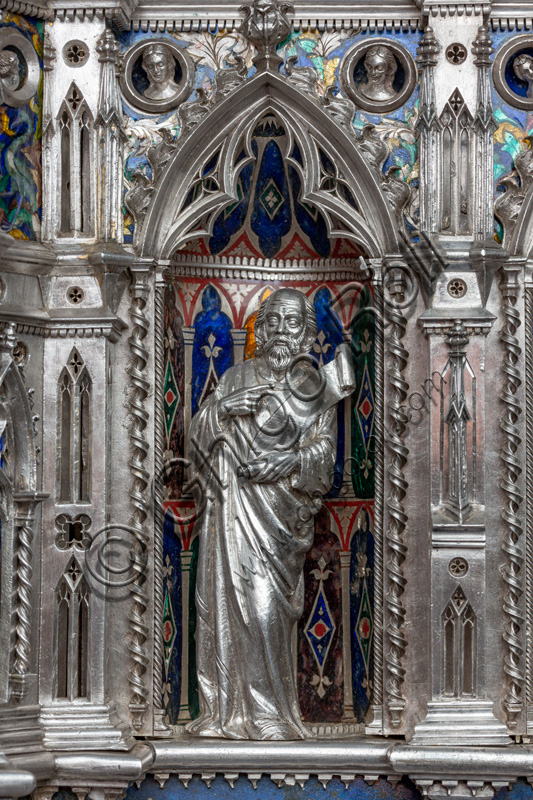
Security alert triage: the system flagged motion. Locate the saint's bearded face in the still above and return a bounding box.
[263,296,306,371]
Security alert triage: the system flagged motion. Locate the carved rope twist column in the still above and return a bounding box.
[11,492,47,697]
[525,286,533,707]
[384,271,409,728]
[500,266,524,727]
[13,518,35,677]
[373,282,385,711]
[128,270,151,729]
[152,276,166,729]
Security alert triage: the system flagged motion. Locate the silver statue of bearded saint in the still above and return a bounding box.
[185,288,355,740]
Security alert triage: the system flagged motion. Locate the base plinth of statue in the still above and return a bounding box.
[411,701,510,746]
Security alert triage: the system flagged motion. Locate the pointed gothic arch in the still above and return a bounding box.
[136,71,400,261]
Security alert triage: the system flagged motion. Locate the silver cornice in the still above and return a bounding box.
[13,737,533,790]
[49,0,139,28]
[129,1,421,31]
[169,254,371,282]
[7,0,533,29]
[491,2,533,28]
[0,0,51,18]
[0,315,128,342]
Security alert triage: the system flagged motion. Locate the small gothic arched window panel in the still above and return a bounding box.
[55,578,71,699]
[439,90,473,235]
[79,111,92,235]
[58,370,73,502]
[57,351,92,503]
[54,561,90,701]
[59,110,72,235]
[442,586,477,699]
[77,369,91,503]
[57,85,94,238]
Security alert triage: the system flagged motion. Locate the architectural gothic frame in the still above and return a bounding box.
[4,0,533,798]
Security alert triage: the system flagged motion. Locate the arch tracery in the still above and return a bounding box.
[128,70,401,261]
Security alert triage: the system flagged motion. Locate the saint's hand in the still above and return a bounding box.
[219,385,272,418]
[242,451,300,482]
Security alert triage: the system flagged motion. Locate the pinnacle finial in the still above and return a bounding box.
[240,0,294,72]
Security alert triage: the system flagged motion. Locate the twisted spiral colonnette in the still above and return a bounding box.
[385,302,409,728]
[128,282,151,729]
[500,280,524,726]
[525,289,533,706]
[13,523,34,676]
[153,284,165,714]
[373,285,385,707]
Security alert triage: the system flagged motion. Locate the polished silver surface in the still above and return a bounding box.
[185,288,354,741]
[4,0,533,792]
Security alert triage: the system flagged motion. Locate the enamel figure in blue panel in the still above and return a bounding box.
[191,285,234,417]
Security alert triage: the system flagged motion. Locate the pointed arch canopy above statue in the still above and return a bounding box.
[136,71,401,261]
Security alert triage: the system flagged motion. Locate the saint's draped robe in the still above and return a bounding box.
[186,357,337,740]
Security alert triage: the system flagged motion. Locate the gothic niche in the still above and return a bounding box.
[440,90,473,234]
[442,586,477,699]
[54,557,90,701]
[57,84,94,237]
[437,321,477,523]
[57,348,91,504]
[160,111,378,730]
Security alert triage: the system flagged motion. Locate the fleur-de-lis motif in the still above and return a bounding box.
[312,330,332,366]
[202,333,223,360]
[162,554,174,579]
[164,325,175,352]
[310,555,332,582]
[311,672,332,698]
